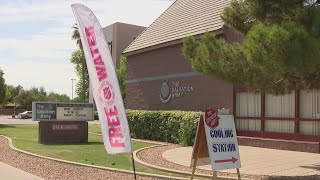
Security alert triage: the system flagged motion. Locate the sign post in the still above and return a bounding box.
[190,108,241,180]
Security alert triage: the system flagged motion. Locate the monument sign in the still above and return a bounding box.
[32,102,94,143]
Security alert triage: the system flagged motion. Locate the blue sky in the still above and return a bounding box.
[0,0,174,98]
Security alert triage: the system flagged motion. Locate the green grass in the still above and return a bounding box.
[0,124,199,178]
[88,124,101,134]
[0,124,153,171]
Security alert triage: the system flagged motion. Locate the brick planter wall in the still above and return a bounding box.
[238,136,320,153]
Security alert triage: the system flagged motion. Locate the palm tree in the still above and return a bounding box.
[71,24,86,102]
[71,25,83,50]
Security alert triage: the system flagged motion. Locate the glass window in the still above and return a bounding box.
[236,119,261,131]
[300,90,320,118]
[236,92,261,117]
[265,91,295,118]
[300,121,320,135]
[265,120,294,133]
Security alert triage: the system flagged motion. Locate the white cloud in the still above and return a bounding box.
[0,1,71,23]
[0,0,174,97]
[1,60,77,97]
[0,0,173,26]
[0,35,75,59]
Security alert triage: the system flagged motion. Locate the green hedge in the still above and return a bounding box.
[126,109,200,146]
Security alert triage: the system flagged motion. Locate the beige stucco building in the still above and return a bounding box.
[103,22,146,68]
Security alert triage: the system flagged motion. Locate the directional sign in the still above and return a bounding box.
[215,157,238,164]
[203,108,241,171]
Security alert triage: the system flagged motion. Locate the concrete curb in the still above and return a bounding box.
[133,146,250,180]
[89,132,168,146]
[89,132,250,180]
[0,135,188,180]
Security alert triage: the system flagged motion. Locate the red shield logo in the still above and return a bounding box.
[98,81,115,105]
[103,86,112,100]
[204,108,220,129]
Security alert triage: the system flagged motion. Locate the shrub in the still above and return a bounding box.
[126,109,200,146]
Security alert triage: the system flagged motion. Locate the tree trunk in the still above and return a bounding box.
[80,48,86,103]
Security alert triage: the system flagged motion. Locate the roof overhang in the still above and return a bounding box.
[123,28,224,57]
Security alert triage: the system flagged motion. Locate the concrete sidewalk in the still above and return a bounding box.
[0,162,44,180]
[163,146,320,176]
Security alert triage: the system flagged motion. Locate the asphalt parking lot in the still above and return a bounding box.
[0,115,100,125]
[0,115,38,125]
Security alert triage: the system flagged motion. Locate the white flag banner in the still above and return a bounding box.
[71,3,132,154]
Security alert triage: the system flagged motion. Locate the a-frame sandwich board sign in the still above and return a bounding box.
[190,108,241,180]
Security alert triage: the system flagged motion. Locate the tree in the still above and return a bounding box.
[14,87,47,110]
[14,90,31,110]
[71,24,87,102]
[0,69,6,104]
[183,0,320,94]
[70,49,89,102]
[5,85,22,104]
[117,56,127,99]
[46,92,71,102]
[71,24,83,50]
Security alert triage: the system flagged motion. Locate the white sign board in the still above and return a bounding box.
[56,104,94,121]
[203,109,241,171]
[32,102,94,121]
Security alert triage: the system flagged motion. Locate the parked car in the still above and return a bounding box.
[18,111,32,119]
[94,111,99,120]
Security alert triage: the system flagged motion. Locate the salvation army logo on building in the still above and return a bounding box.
[160,80,194,104]
[160,80,171,103]
[204,109,220,129]
[98,81,115,105]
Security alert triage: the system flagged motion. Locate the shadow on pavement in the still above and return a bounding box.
[300,165,320,171]
[265,175,320,180]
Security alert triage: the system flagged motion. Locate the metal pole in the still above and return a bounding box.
[131,153,137,180]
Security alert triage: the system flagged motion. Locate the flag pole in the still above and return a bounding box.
[126,101,136,180]
[131,152,137,180]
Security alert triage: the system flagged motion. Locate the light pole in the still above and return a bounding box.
[71,78,76,101]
